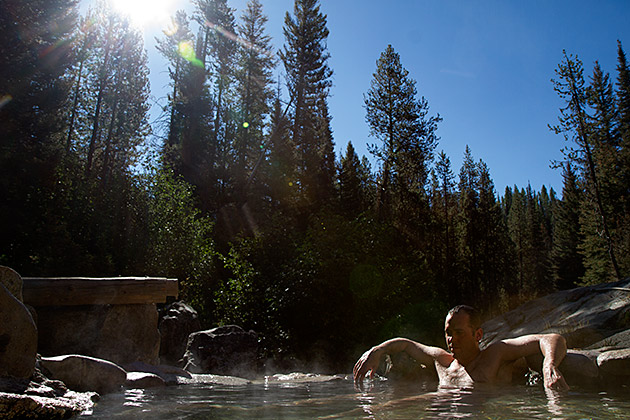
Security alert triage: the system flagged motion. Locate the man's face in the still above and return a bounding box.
[444,312,482,360]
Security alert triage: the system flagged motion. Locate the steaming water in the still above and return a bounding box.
[78,375,630,419]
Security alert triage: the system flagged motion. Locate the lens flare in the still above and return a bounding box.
[0,95,12,109]
[178,41,203,67]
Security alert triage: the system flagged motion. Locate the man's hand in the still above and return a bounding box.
[353,346,383,386]
[543,361,569,391]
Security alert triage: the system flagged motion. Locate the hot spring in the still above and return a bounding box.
[78,374,630,419]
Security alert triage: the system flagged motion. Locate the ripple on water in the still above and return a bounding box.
[79,378,630,420]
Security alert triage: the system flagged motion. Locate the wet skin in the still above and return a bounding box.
[353,312,569,390]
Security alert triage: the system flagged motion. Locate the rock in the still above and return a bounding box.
[98,304,160,366]
[597,348,630,376]
[0,365,97,419]
[0,266,23,302]
[125,372,166,389]
[159,301,201,366]
[0,391,96,419]
[177,374,251,386]
[481,278,630,349]
[40,354,127,394]
[587,328,630,350]
[37,303,160,366]
[0,282,37,379]
[264,372,348,383]
[559,350,600,385]
[478,280,630,388]
[183,325,259,378]
[1,364,67,397]
[122,361,191,385]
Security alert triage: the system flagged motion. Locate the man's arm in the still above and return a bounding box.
[500,333,569,390]
[353,338,451,385]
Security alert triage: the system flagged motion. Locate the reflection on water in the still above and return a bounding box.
[78,376,630,419]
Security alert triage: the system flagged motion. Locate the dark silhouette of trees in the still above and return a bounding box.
[6,0,630,371]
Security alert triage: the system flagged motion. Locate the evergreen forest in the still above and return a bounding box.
[2,0,630,371]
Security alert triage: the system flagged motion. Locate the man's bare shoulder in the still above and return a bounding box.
[427,346,454,367]
[482,335,542,362]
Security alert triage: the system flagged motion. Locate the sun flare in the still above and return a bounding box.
[109,0,176,28]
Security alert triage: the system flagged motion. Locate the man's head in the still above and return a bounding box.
[444,305,483,364]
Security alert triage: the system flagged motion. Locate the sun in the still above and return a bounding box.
[109,0,176,28]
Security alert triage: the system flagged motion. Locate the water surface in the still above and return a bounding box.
[78,375,630,419]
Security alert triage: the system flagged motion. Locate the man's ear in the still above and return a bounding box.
[475,328,483,342]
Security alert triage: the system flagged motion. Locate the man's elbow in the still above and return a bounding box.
[546,333,567,350]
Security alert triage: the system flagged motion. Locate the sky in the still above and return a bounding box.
[101,0,630,196]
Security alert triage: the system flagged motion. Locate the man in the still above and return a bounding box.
[353,305,569,390]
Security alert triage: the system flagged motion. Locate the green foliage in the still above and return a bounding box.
[365,44,441,218]
[215,210,446,368]
[549,45,630,284]
[144,166,216,323]
[280,0,336,208]
[10,0,630,373]
[552,163,584,289]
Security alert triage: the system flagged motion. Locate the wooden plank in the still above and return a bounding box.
[22,277,179,306]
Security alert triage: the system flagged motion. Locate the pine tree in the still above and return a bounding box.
[155,10,195,160]
[280,0,335,208]
[525,184,553,295]
[365,44,440,218]
[65,13,97,157]
[506,184,553,299]
[477,160,516,312]
[552,163,585,289]
[267,94,297,211]
[338,142,365,217]
[431,151,457,302]
[193,0,238,209]
[617,41,630,160]
[233,0,275,203]
[550,50,621,281]
[507,187,526,294]
[456,146,480,304]
[614,41,630,272]
[0,0,78,270]
[157,13,215,210]
[69,5,150,180]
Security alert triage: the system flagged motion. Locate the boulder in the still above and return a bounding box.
[0,364,97,418]
[0,282,37,379]
[40,355,127,394]
[125,372,166,389]
[558,350,600,385]
[0,391,95,419]
[37,303,160,366]
[183,325,259,378]
[587,328,630,350]
[0,266,23,302]
[597,348,630,377]
[481,278,630,349]
[122,361,192,385]
[177,373,251,386]
[159,301,201,366]
[478,280,630,388]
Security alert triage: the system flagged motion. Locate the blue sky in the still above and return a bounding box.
[127,0,630,195]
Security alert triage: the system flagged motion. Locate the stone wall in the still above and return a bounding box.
[36,304,160,366]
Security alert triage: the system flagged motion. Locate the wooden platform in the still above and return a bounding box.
[22,277,178,306]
